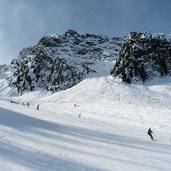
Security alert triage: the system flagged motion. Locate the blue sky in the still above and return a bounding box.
[0,0,171,64]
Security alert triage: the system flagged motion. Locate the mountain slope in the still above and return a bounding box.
[8,30,124,94]
[0,31,171,170]
[0,74,171,171]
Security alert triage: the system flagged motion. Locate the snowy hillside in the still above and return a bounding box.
[1,55,171,170]
[0,31,171,171]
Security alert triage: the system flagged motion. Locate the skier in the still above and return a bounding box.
[37,104,40,110]
[147,128,154,140]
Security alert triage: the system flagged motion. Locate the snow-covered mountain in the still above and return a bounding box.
[2,31,171,94]
[1,31,171,171]
[111,32,171,83]
[7,30,124,94]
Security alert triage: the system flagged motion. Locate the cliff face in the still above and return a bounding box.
[111,32,171,83]
[9,30,124,94]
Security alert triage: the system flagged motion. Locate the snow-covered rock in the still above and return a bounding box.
[0,64,12,79]
[3,30,171,94]
[111,32,171,83]
[9,30,124,94]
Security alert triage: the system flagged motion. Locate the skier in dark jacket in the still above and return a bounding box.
[147,128,154,140]
[37,104,40,110]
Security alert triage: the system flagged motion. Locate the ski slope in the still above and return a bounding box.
[0,60,171,171]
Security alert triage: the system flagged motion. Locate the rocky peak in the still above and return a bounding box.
[64,29,79,37]
[111,32,171,83]
[9,30,124,94]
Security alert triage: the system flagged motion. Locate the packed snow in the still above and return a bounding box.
[0,59,171,171]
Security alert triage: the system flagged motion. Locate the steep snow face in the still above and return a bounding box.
[0,64,12,79]
[9,30,125,94]
[0,65,17,97]
[111,32,171,83]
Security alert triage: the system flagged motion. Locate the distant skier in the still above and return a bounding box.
[147,128,154,140]
[37,104,40,110]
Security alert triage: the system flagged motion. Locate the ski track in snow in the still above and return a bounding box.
[0,61,171,171]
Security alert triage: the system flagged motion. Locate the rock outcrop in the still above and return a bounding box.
[111,32,171,83]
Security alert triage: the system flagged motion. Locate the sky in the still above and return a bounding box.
[0,0,171,64]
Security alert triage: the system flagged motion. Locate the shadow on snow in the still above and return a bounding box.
[0,107,171,170]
